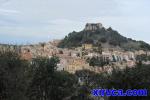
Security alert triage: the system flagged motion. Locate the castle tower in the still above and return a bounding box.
[84,23,103,31]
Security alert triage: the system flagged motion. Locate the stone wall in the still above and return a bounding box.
[84,23,103,31]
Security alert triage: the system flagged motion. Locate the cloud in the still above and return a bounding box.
[0,9,20,15]
[0,0,11,6]
[0,9,19,13]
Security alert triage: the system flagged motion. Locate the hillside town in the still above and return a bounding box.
[18,40,150,74]
[15,23,150,74]
[1,23,150,74]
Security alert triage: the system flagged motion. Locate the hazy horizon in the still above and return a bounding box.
[0,0,150,44]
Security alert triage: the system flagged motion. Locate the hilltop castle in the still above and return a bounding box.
[84,23,103,31]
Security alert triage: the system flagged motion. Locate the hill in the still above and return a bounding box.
[58,23,150,51]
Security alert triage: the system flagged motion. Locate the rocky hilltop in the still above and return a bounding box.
[58,23,150,51]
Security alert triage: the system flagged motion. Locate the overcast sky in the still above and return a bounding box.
[0,0,150,44]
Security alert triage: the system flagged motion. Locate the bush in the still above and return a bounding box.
[100,38,107,43]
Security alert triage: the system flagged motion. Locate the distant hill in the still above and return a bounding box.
[58,23,150,51]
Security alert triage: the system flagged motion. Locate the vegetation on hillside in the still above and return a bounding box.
[75,64,150,100]
[136,54,150,61]
[86,56,109,67]
[58,28,150,51]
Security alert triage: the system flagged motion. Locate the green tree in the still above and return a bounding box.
[27,56,59,100]
[0,49,28,100]
[27,56,78,100]
[106,65,150,100]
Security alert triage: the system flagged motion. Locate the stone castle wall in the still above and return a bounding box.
[84,23,103,31]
